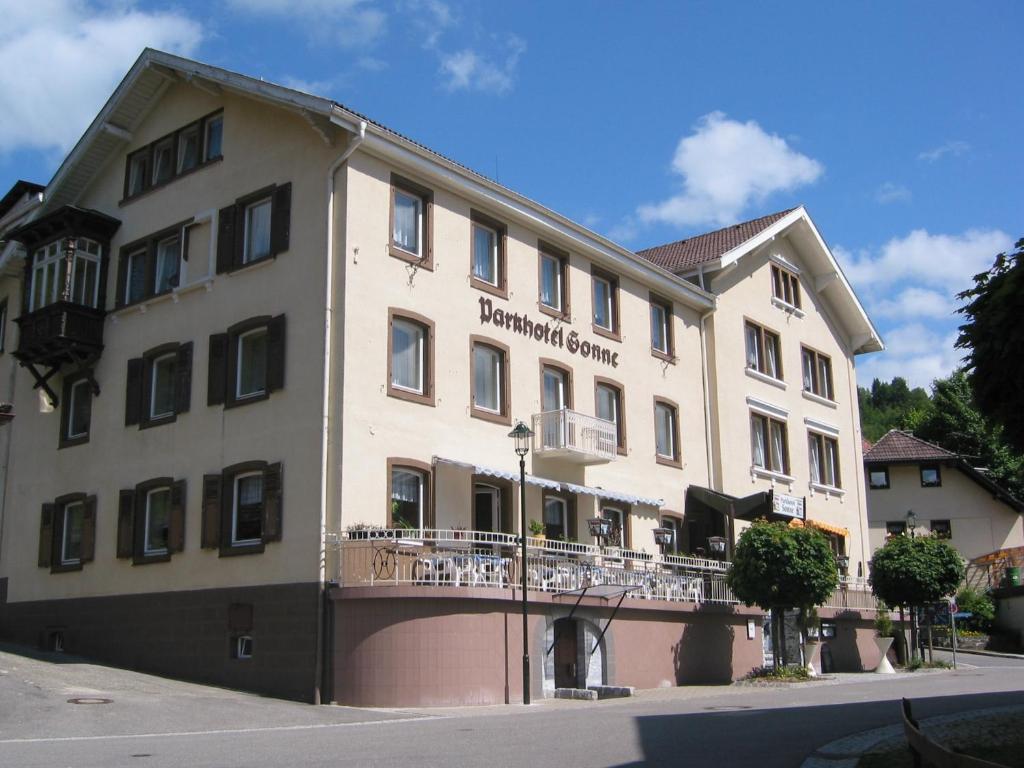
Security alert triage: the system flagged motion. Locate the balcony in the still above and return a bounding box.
[531,408,617,465]
[14,301,106,405]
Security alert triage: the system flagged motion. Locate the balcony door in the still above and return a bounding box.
[541,365,571,450]
[474,483,501,533]
[542,366,567,412]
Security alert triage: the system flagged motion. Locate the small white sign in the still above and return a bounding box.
[772,492,805,520]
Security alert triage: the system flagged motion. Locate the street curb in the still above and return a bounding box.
[949,648,1024,660]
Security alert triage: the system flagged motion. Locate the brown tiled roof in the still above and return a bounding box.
[861,438,873,455]
[635,208,797,274]
[863,430,956,463]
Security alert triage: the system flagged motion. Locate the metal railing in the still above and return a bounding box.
[822,576,878,610]
[335,529,736,605]
[531,409,618,462]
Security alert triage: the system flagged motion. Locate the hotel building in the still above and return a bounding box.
[0,50,883,705]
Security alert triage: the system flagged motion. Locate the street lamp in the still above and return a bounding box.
[837,554,850,574]
[508,420,534,705]
[653,526,674,555]
[906,510,917,539]
[707,536,727,560]
[587,516,612,545]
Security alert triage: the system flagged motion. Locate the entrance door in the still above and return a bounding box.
[474,484,500,532]
[553,618,578,689]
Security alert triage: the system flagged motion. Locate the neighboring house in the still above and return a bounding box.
[0,49,883,706]
[864,430,1024,560]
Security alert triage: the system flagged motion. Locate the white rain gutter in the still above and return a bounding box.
[699,306,716,489]
[314,120,365,705]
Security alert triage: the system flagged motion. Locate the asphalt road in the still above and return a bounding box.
[1,644,1022,767]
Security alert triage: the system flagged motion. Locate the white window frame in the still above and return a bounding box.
[61,501,84,565]
[243,197,273,265]
[66,379,91,440]
[232,471,264,546]
[808,431,841,488]
[70,238,102,308]
[471,221,499,286]
[391,319,425,395]
[127,152,147,196]
[30,241,62,311]
[143,486,171,556]
[151,137,174,186]
[124,246,148,305]
[236,635,253,659]
[473,344,503,414]
[750,411,790,476]
[154,234,181,294]
[593,275,614,331]
[539,252,563,312]
[204,115,223,161]
[392,189,423,257]
[474,483,501,532]
[543,496,568,538]
[542,366,567,412]
[149,352,177,420]
[391,468,425,529]
[236,327,268,400]
[601,506,625,547]
[654,402,676,460]
[177,124,201,174]
[651,302,669,355]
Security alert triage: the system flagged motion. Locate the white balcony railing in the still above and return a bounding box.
[531,408,617,464]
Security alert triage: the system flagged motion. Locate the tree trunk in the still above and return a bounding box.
[897,605,907,665]
[771,608,782,669]
[910,606,920,663]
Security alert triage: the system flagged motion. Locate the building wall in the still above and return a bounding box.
[706,237,871,575]
[866,463,1024,559]
[0,83,338,605]
[332,149,711,550]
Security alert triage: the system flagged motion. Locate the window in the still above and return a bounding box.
[117,224,189,307]
[59,374,93,448]
[470,211,507,297]
[751,413,789,475]
[387,309,434,406]
[29,241,62,311]
[542,493,576,540]
[38,494,96,573]
[920,464,941,487]
[117,479,185,564]
[661,516,683,556]
[125,342,193,428]
[931,519,952,539]
[0,298,6,352]
[389,174,433,269]
[69,238,102,307]
[650,295,674,360]
[470,337,510,424]
[654,397,681,467]
[123,111,223,201]
[217,183,291,273]
[541,362,571,412]
[591,268,620,339]
[868,467,890,489]
[538,244,570,319]
[885,520,907,538]
[595,377,626,454]
[808,432,841,488]
[745,321,781,379]
[771,263,801,309]
[200,462,283,556]
[208,316,285,409]
[388,460,432,529]
[601,505,630,549]
[235,635,253,659]
[802,347,834,400]
[27,237,107,312]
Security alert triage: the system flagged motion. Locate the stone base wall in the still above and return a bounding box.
[0,581,320,702]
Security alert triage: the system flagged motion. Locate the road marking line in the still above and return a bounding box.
[0,716,446,745]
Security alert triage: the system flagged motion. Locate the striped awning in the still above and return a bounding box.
[433,457,663,507]
[790,518,850,537]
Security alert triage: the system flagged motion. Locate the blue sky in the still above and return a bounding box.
[2,1,1021,389]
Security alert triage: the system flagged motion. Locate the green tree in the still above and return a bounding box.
[870,535,965,661]
[957,237,1024,453]
[726,521,838,669]
[906,371,1024,500]
[858,377,931,442]
[955,586,995,633]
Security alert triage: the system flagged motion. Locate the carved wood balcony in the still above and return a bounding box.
[14,302,105,405]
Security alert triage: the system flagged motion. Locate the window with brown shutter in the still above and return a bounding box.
[216,183,292,274]
[208,315,286,409]
[59,372,94,449]
[125,342,193,428]
[115,220,191,308]
[201,462,283,557]
[118,477,186,565]
[41,493,95,573]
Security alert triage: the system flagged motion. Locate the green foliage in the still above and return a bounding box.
[870,535,965,608]
[859,377,931,442]
[957,237,1024,453]
[528,519,545,535]
[955,586,995,632]
[874,607,894,638]
[726,520,838,612]
[745,665,811,681]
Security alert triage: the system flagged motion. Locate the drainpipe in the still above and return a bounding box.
[314,120,365,706]
[698,305,716,490]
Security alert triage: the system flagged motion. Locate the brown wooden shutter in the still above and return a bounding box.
[116,490,134,559]
[175,342,193,414]
[207,333,228,406]
[97,247,110,310]
[21,259,32,315]
[201,474,222,549]
[261,462,283,543]
[567,497,577,541]
[114,249,128,309]
[142,240,157,301]
[623,508,631,550]
[38,503,55,568]
[125,357,144,426]
[168,480,186,553]
[216,205,237,274]
[501,486,514,534]
[270,182,291,256]
[81,496,97,563]
[266,315,286,393]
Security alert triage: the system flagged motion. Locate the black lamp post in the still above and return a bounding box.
[587,516,612,546]
[906,509,917,539]
[653,526,674,555]
[707,535,727,560]
[508,420,534,705]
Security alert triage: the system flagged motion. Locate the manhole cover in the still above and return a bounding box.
[703,705,752,711]
[67,697,113,705]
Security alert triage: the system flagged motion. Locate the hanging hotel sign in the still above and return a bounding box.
[479,297,620,368]
[771,491,805,520]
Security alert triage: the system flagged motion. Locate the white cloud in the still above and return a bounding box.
[875,181,911,204]
[227,0,386,48]
[918,140,970,163]
[440,35,526,94]
[0,1,203,154]
[636,112,823,229]
[835,228,1012,292]
[872,287,954,320]
[858,324,964,390]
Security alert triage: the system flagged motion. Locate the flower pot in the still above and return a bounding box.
[874,636,895,674]
[804,640,822,677]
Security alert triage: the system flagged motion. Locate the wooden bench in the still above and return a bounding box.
[901,698,1006,768]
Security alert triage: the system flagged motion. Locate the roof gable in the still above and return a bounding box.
[864,430,956,463]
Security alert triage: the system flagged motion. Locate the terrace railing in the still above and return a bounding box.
[531,409,618,464]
